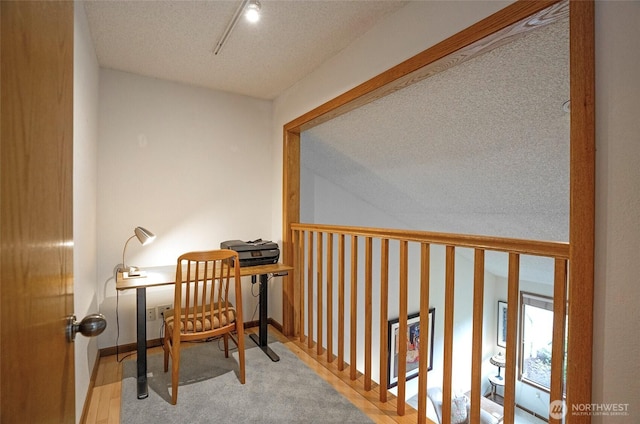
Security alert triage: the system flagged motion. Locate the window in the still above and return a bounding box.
[519,292,554,391]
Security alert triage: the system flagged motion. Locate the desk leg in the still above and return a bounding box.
[136,287,149,399]
[249,273,280,362]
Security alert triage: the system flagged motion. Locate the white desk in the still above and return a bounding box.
[116,262,292,399]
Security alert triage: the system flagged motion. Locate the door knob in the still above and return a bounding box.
[66,313,107,342]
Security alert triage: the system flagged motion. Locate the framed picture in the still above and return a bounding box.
[387,308,435,389]
[497,301,508,348]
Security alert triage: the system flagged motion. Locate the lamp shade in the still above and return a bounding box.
[134,226,156,246]
[490,353,506,368]
[119,226,156,278]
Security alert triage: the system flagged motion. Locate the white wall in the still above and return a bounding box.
[95,70,273,348]
[593,1,640,420]
[73,3,100,422]
[273,0,640,419]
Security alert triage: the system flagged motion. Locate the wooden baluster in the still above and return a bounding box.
[417,243,430,424]
[364,237,373,391]
[338,234,345,371]
[442,246,456,423]
[326,233,334,363]
[317,232,324,356]
[504,252,520,423]
[549,258,568,424]
[307,231,314,349]
[470,249,485,422]
[397,240,408,416]
[379,238,389,403]
[350,235,358,380]
[297,230,305,342]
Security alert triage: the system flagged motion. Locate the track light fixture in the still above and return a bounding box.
[245,0,261,23]
[214,0,262,56]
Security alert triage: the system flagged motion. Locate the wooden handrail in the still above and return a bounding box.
[291,223,569,259]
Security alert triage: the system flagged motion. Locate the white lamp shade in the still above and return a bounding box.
[134,226,156,246]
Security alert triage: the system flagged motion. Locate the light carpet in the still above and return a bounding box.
[121,339,373,423]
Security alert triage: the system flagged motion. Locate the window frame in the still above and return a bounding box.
[518,291,554,392]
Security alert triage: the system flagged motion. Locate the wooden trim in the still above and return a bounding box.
[282,130,300,336]
[567,1,595,421]
[266,318,283,333]
[99,338,163,357]
[284,0,566,133]
[80,348,102,424]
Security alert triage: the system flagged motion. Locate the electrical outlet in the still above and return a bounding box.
[157,304,172,318]
[146,307,157,321]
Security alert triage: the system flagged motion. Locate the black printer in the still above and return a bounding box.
[220,239,280,267]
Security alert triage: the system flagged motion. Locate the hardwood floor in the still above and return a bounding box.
[82,326,410,424]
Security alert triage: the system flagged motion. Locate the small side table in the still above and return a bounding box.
[487,374,505,401]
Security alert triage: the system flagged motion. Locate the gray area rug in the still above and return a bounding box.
[121,338,373,423]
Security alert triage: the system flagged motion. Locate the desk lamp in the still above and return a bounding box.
[490,352,506,381]
[118,226,156,279]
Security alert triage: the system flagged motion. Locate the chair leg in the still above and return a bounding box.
[236,329,245,384]
[163,332,170,372]
[223,333,229,358]
[171,345,180,405]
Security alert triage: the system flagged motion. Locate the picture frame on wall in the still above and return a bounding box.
[497,301,508,348]
[387,308,435,389]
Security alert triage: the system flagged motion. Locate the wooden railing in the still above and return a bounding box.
[290,223,569,424]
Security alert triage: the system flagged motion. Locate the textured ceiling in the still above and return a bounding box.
[301,18,570,283]
[83,0,407,100]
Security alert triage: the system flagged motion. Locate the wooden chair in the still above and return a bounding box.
[163,249,245,404]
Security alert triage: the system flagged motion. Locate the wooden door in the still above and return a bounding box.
[1,2,75,423]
